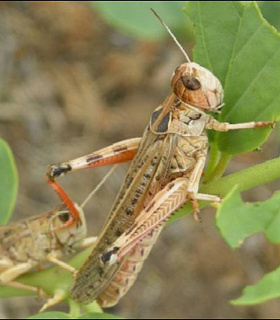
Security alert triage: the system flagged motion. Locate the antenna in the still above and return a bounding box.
[81,164,118,209]
[151,8,191,63]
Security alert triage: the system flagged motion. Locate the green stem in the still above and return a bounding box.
[170,156,280,223]
[204,143,220,180]
[204,153,232,183]
[84,301,103,314]
[68,299,81,318]
[202,156,280,195]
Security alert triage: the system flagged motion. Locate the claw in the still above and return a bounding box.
[46,163,72,181]
[37,287,49,300]
[255,121,275,129]
[39,289,65,312]
[193,210,202,223]
[73,269,78,279]
[187,194,202,222]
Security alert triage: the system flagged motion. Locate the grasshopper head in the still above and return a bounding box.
[50,203,87,250]
[171,62,224,112]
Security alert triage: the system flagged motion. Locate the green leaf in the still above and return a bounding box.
[0,138,18,225]
[78,313,123,319]
[29,310,122,319]
[232,265,280,305]
[184,1,280,154]
[216,186,280,248]
[29,310,123,319]
[28,312,71,319]
[92,1,187,40]
[259,1,280,31]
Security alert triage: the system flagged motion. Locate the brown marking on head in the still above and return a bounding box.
[171,62,224,111]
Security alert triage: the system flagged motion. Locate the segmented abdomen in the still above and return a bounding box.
[97,225,163,308]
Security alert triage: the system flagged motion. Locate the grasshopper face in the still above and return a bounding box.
[0,204,87,284]
[171,62,224,112]
[50,203,87,251]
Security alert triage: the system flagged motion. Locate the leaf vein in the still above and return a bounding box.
[197,2,213,71]
[225,41,280,120]
[223,2,244,90]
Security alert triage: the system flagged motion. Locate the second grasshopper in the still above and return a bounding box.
[0,202,90,311]
[0,166,116,311]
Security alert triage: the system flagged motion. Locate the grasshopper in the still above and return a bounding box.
[0,166,116,311]
[46,11,275,308]
[0,203,89,311]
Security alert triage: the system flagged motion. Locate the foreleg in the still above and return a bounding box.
[46,236,98,276]
[206,118,274,131]
[47,253,77,276]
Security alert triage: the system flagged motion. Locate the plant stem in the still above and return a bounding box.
[202,156,280,195]
[204,153,232,183]
[170,156,280,223]
[69,299,81,318]
[204,143,220,181]
[84,301,103,314]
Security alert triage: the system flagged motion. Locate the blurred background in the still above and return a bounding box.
[0,1,280,318]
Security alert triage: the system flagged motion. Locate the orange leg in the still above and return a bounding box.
[47,180,81,222]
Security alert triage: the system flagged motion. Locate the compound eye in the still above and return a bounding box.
[58,211,70,223]
[181,75,201,91]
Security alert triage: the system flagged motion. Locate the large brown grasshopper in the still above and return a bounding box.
[0,167,116,311]
[46,11,275,308]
